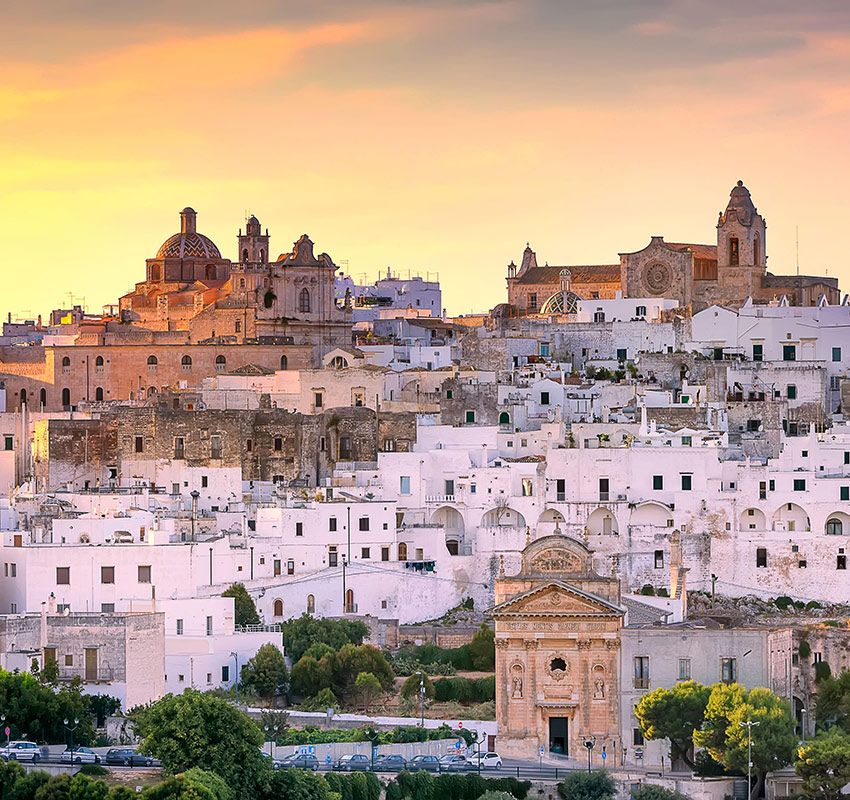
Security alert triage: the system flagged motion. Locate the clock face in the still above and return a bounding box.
[643,261,673,295]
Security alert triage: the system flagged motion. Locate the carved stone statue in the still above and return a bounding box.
[512,674,523,699]
[593,678,605,699]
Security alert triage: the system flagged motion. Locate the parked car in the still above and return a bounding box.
[374,754,407,772]
[332,754,371,772]
[103,748,155,767]
[438,754,473,772]
[61,747,101,764]
[0,742,42,762]
[407,754,441,772]
[277,753,319,771]
[469,751,503,770]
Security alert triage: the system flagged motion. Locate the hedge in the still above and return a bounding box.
[433,676,496,704]
[325,771,381,800]
[386,773,531,800]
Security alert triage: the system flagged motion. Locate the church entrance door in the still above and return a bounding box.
[548,717,568,755]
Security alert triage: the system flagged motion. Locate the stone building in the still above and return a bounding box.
[490,535,623,759]
[504,181,839,315]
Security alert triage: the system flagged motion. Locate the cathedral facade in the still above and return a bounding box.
[505,181,840,315]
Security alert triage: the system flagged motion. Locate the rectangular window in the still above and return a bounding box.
[635,306,647,317]
[769,479,775,491]
[399,476,411,495]
[101,603,114,613]
[653,475,663,490]
[138,565,152,583]
[221,665,230,682]
[633,728,645,746]
[201,475,208,488]
[176,619,184,636]
[633,656,650,689]
[787,385,797,400]
[9,564,15,578]
[540,391,550,405]
[682,436,692,447]
[273,559,281,577]
[681,474,692,491]
[274,437,283,452]
[328,550,338,568]
[794,479,806,491]
[359,517,370,531]
[845,451,850,465]
[329,517,337,532]
[783,344,797,361]
[617,348,627,361]
[556,478,566,501]
[833,347,842,362]
[134,436,144,453]
[174,437,184,459]
[521,478,534,497]
[56,567,70,585]
[756,548,767,568]
[599,478,609,501]
[654,550,664,569]
[101,566,115,584]
[838,555,847,570]
[752,344,763,362]
[759,481,767,500]
[539,342,550,357]
[295,522,303,537]
[465,410,476,424]
[361,547,370,559]
[528,293,538,310]
[339,436,352,459]
[445,479,455,497]
[210,435,222,459]
[721,657,738,684]
[287,560,294,575]
[841,487,849,502]
[314,392,323,408]
[678,658,691,681]
[206,616,213,636]
[3,436,12,451]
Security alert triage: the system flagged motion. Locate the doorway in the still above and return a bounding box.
[549,716,568,755]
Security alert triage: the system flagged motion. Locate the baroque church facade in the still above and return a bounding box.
[505,180,840,315]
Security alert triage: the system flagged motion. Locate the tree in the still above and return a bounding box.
[259,770,336,800]
[695,684,796,799]
[355,672,383,714]
[796,728,850,800]
[817,670,850,730]
[133,690,265,800]
[401,673,435,702]
[239,645,288,700]
[478,793,518,800]
[86,695,122,727]
[290,655,334,699]
[557,771,616,800]
[7,771,50,800]
[33,775,70,800]
[281,615,368,663]
[180,769,232,800]
[635,681,710,769]
[334,644,395,694]
[68,774,108,800]
[467,625,496,671]
[221,584,260,628]
[632,787,691,800]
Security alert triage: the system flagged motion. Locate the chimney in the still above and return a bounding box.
[48,592,57,614]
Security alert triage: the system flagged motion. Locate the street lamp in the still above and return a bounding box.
[263,723,281,757]
[583,736,596,773]
[63,717,80,758]
[0,714,8,747]
[230,651,239,706]
[800,707,807,742]
[414,671,426,727]
[739,719,760,800]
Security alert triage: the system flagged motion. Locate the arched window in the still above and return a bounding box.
[273,599,283,617]
[205,265,216,280]
[215,355,226,372]
[39,389,46,409]
[147,386,157,398]
[181,355,192,369]
[299,288,311,313]
[306,594,315,614]
[95,355,104,367]
[345,589,355,614]
[499,411,510,426]
[753,233,761,265]
[729,237,740,266]
[61,356,71,367]
[827,518,843,536]
[259,249,265,263]
[62,388,70,408]
[95,387,104,402]
[242,249,248,263]
[239,278,245,289]
[19,389,27,407]
[280,355,288,370]
[398,542,408,561]
[147,355,158,366]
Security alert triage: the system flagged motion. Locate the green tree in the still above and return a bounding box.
[180,770,231,800]
[557,771,615,800]
[0,760,25,800]
[281,614,368,662]
[632,787,691,800]
[300,688,338,712]
[221,584,260,628]
[290,655,335,699]
[8,772,50,800]
[401,673,434,702]
[133,690,265,800]
[695,684,796,799]
[239,645,288,700]
[334,644,395,694]
[796,728,850,800]
[107,789,136,800]
[467,625,495,671]
[478,793,517,800]
[33,775,70,800]
[259,770,335,800]
[817,670,850,730]
[68,774,108,800]
[354,672,382,714]
[635,681,710,769]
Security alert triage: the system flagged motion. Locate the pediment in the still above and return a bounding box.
[491,581,623,619]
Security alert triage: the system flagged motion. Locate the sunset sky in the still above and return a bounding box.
[3,0,850,317]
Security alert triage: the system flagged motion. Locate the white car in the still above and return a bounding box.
[470,751,503,769]
[0,741,42,762]
[61,747,101,764]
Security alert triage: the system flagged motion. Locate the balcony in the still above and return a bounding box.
[633,677,650,690]
[425,494,456,504]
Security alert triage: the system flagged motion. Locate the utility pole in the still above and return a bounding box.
[415,671,425,726]
[739,719,760,800]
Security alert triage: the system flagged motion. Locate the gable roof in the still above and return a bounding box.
[490,580,624,619]
[513,264,621,286]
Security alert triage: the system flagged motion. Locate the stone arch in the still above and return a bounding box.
[430,505,465,533]
[540,290,581,315]
[62,388,70,408]
[586,507,618,536]
[280,355,288,370]
[826,511,850,535]
[481,506,527,528]
[772,502,810,532]
[739,507,767,532]
[39,388,46,409]
[499,411,511,426]
[629,501,672,528]
[537,508,565,537]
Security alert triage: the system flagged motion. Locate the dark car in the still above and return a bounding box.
[439,754,473,772]
[278,753,319,771]
[332,754,371,772]
[104,748,155,767]
[374,754,407,772]
[407,754,440,772]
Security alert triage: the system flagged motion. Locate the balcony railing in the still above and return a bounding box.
[425,494,456,504]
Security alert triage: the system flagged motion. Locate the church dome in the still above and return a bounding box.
[156,208,222,259]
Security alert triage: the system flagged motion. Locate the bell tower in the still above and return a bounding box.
[717,180,766,270]
[237,215,270,264]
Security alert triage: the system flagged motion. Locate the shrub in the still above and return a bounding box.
[325,772,381,800]
[815,661,833,683]
[467,625,495,671]
[299,688,338,712]
[633,786,692,800]
[221,584,260,627]
[640,585,656,596]
[78,765,109,777]
[557,770,616,800]
[774,596,794,610]
[401,673,435,701]
[433,676,495,704]
[798,640,811,659]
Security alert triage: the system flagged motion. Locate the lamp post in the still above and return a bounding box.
[263,723,281,758]
[63,717,80,758]
[414,671,425,727]
[739,719,760,800]
[0,714,8,747]
[800,707,807,742]
[230,651,239,706]
[583,736,596,773]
